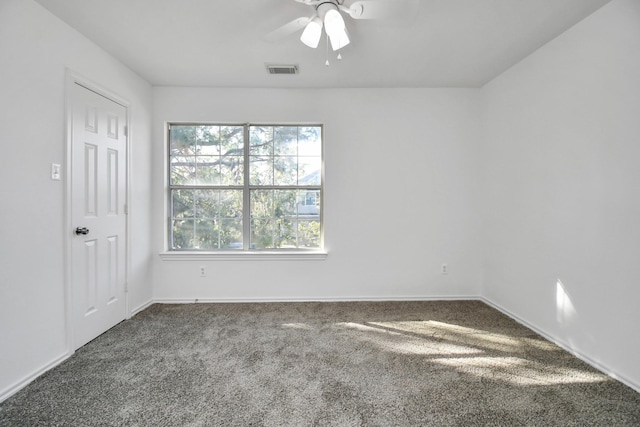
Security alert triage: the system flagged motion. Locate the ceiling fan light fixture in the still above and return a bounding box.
[329,27,350,51]
[323,8,345,36]
[300,16,323,48]
[323,8,349,51]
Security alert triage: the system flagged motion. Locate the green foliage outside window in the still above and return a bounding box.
[169,124,322,250]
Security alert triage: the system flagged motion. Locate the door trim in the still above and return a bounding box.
[64,70,131,352]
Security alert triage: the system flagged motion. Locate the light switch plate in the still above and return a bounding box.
[51,163,61,181]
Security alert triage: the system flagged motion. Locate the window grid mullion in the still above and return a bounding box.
[170,185,243,191]
[242,124,251,250]
[191,189,197,249]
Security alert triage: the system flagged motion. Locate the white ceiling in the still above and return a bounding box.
[34,0,611,88]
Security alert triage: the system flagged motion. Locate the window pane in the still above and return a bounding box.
[298,190,320,217]
[194,219,218,249]
[170,125,197,185]
[219,126,244,185]
[171,189,243,250]
[250,189,273,219]
[219,219,243,249]
[298,127,321,156]
[298,220,321,248]
[274,157,297,186]
[219,190,243,219]
[170,157,196,185]
[274,190,298,248]
[250,126,273,155]
[250,218,274,249]
[274,190,298,218]
[192,217,242,250]
[172,219,194,249]
[194,189,243,219]
[220,156,243,186]
[274,126,297,156]
[251,189,274,249]
[172,189,194,218]
[251,190,298,249]
[170,126,197,155]
[220,126,243,153]
[298,157,321,185]
[196,126,219,155]
[277,219,297,248]
[195,190,218,219]
[249,156,273,185]
[195,156,220,185]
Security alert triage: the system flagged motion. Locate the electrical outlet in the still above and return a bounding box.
[200,266,206,277]
[441,264,448,275]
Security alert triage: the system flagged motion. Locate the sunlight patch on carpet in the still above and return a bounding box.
[334,322,483,356]
[368,320,560,353]
[282,322,314,330]
[433,356,609,386]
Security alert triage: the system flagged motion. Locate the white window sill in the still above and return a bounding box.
[159,251,328,261]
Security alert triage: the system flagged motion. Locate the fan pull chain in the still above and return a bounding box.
[325,33,330,66]
[324,33,344,65]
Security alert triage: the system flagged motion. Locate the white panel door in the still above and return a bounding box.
[70,82,127,349]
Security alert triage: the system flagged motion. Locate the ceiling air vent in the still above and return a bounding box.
[266,64,299,75]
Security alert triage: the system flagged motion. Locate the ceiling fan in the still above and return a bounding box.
[266,0,403,52]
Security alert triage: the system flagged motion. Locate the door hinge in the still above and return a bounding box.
[124,203,128,214]
[124,125,128,137]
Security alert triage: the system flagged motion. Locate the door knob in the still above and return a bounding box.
[75,227,90,235]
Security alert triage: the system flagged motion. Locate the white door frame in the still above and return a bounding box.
[64,70,131,352]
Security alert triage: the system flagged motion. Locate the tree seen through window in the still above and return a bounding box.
[169,124,322,250]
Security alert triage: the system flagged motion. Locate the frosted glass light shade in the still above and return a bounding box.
[323,9,349,51]
[300,17,323,48]
[329,28,350,51]
[324,9,345,35]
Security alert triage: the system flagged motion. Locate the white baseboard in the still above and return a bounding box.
[480,296,640,394]
[0,351,71,403]
[130,299,154,317]
[152,295,481,304]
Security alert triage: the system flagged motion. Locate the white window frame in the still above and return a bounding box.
[160,123,327,261]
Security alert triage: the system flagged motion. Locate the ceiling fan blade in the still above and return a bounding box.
[343,0,418,22]
[264,16,311,42]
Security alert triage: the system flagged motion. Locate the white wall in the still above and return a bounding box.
[0,0,153,400]
[3,0,638,404]
[481,0,640,390]
[152,87,482,301]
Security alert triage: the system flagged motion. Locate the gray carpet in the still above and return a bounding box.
[1,301,639,426]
